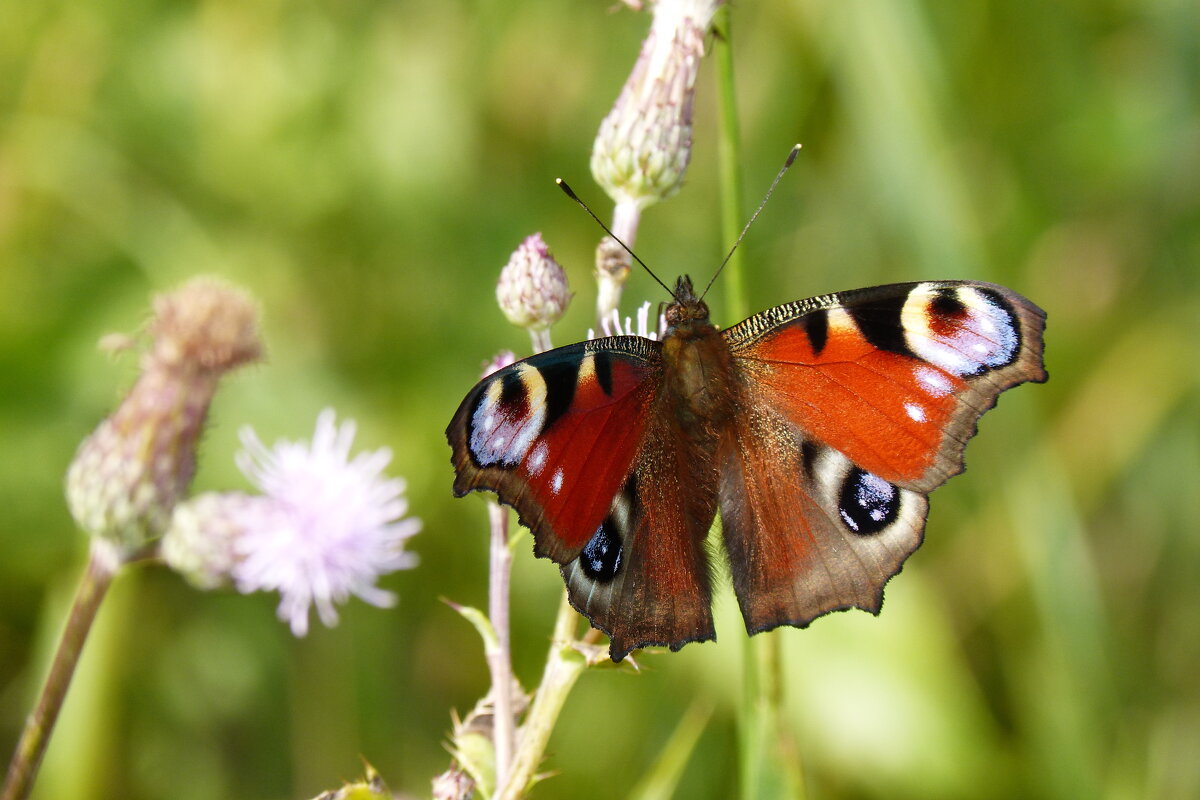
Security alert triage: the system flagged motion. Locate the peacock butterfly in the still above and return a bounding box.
[447,275,1046,661]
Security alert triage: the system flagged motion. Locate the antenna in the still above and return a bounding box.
[699,143,802,301]
[555,179,675,299]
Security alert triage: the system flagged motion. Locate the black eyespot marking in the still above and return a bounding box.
[803,310,829,356]
[594,350,613,396]
[930,287,967,319]
[539,358,579,430]
[838,467,900,535]
[580,521,623,582]
[499,369,526,410]
[800,439,820,478]
[847,293,914,357]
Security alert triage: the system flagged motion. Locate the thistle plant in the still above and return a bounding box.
[3,281,420,800]
[433,5,778,798]
[590,0,724,324]
[4,278,261,800]
[163,410,421,636]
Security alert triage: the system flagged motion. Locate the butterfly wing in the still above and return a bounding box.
[447,337,661,563]
[447,336,718,659]
[560,401,719,661]
[719,281,1046,632]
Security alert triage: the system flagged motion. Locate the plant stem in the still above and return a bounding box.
[714,8,803,798]
[487,500,516,793]
[529,329,553,355]
[2,540,120,800]
[496,592,586,800]
[713,2,747,323]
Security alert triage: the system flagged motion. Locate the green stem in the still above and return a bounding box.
[2,540,120,800]
[713,2,746,322]
[714,7,803,798]
[495,592,587,800]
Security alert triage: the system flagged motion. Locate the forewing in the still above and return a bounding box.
[722,281,1047,493]
[447,336,661,563]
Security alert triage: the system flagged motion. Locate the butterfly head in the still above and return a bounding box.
[665,275,711,331]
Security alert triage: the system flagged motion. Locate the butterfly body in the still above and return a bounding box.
[448,279,1046,660]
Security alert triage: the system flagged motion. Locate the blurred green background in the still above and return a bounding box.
[2,0,1198,798]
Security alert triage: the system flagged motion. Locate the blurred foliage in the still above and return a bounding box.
[1,0,1197,798]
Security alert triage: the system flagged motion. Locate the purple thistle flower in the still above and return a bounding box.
[166,409,420,636]
[232,409,420,636]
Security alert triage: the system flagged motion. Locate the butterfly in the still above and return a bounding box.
[447,277,1046,661]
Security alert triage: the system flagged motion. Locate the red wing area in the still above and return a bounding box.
[562,404,719,661]
[447,337,662,563]
[723,282,1047,493]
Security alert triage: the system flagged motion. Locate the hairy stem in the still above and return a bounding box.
[2,540,120,800]
[528,328,553,355]
[496,592,586,800]
[487,501,516,793]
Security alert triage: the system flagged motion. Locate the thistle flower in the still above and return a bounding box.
[66,278,261,556]
[496,233,571,353]
[162,410,420,636]
[589,0,723,324]
[481,350,516,379]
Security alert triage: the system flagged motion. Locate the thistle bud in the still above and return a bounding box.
[65,278,261,556]
[590,0,722,211]
[496,234,571,331]
[161,492,267,589]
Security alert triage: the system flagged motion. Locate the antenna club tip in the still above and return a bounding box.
[786,144,802,165]
[556,179,579,200]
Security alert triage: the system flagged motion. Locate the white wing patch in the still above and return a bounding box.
[468,363,548,467]
[902,286,1019,377]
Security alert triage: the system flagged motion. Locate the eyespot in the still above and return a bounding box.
[580,522,623,582]
[838,467,900,535]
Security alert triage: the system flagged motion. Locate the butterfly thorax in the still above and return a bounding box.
[661,276,737,430]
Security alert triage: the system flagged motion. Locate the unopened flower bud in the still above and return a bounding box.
[496,233,571,333]
[590,0,722,211]
[65,278,261,555]
[161,492,268,589]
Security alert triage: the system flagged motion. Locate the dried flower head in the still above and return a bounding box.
[66,278,261,555]
[496,233,572,333]
[199,409,422,636]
